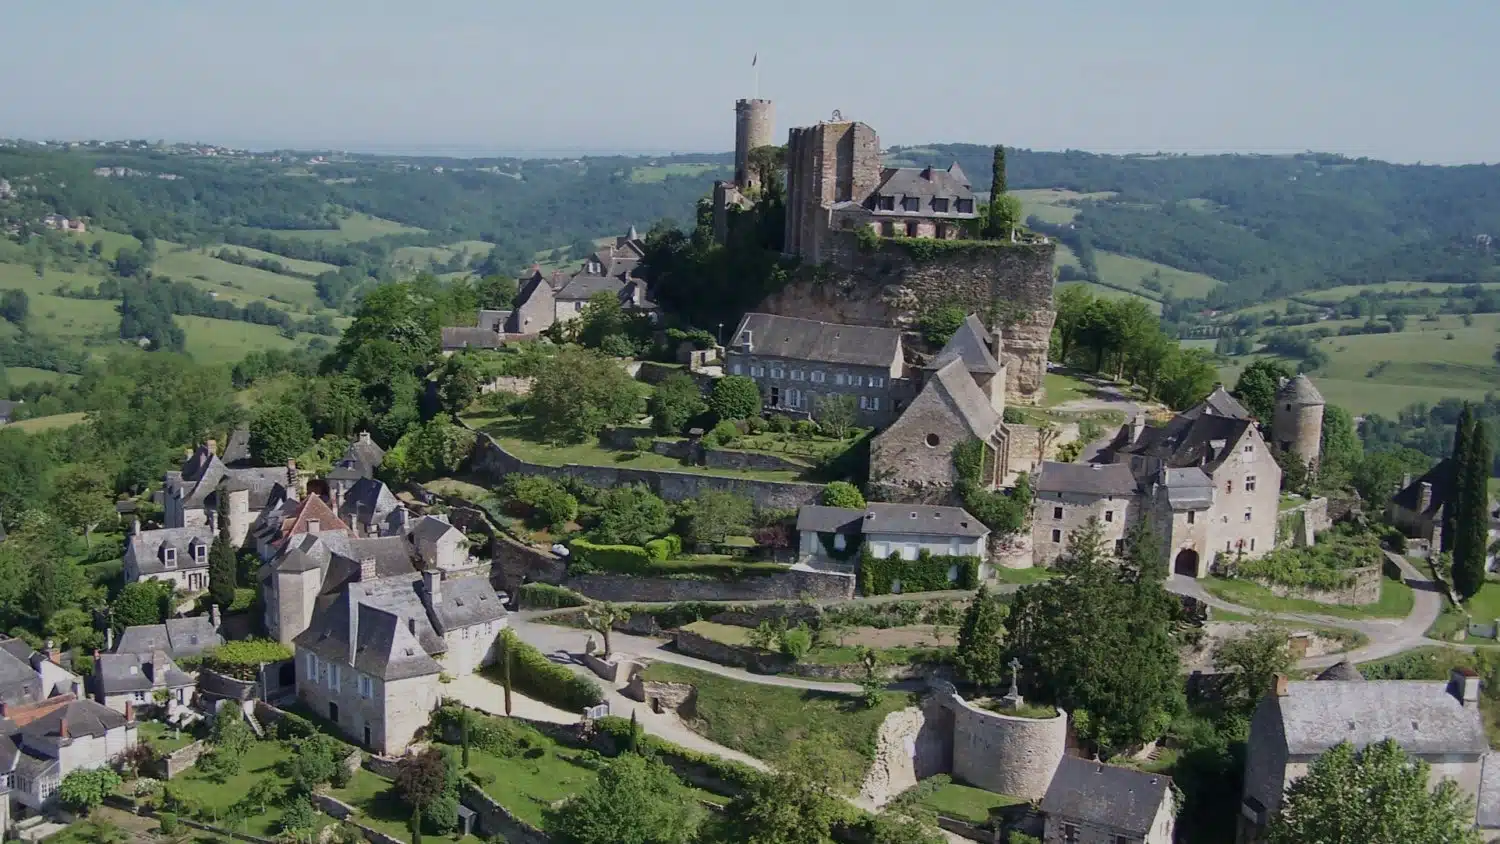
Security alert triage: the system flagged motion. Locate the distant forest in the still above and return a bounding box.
[3,141,1498,305]
[894,144,1500,307]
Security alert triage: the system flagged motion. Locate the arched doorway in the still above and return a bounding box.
[1174,549,1200,577]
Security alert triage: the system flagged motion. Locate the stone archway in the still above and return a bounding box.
[1174,549,1200,577]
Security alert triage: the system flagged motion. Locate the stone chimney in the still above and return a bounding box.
[42,640,57,665]
[207,506,218,532]
[1272,673,1288,697]
[0,702,8,718]
[359,557,376,582]
[394,507,411,533]
[358,431,372,446]
[286,459,299,493]
[124,700,134,722]
[210,604,222,631]
[1419,482,1434,513]
[57,718,67,740]
[206,438,217,456]
[422,569,441,607]
[1450,667,1481,708]
[1129,414,1146,445]
[105,627,114,651]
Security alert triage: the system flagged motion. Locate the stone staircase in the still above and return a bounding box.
[244,708,266,739]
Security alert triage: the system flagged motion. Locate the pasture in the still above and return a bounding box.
[628,162,728,183]
[213,243,338,276]
[249,211,425,243]
[154,243,325,311]
[178,315,307,364]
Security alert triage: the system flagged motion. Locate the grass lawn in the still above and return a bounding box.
[638,662,907,789]
[154,243,324,311]
[4,366,78,387]
[138,719,199,754]
[1041,371,1096,407]
[169,739,304,837]
[682,620,755,645]
[17,292,121,339]
[450,742,600,829]
[251,212,425,243]
[1202,575,1415,620]
[327,767,483,843]
[179,316,308,364]
[1463,582,1500,622]
[213,243,338,276]
[916,779,1025,823]
[9,411,88,433]
[466,414,807,483]
[800,644,952,666]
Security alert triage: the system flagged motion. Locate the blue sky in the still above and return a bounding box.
[3,0,1495,162]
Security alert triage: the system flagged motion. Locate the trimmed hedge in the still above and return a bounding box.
[494,631,603,711]
[432,705,551,757]
[568,539,654,574]
[860,550,980,596]
[518,583,587,609]
[645,534,684,562]
[201,638,294,681]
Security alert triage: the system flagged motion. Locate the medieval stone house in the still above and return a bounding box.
[794,502,988,577]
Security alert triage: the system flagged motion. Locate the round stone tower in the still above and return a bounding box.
[734,98,775,189]
[1273,374,1325,467]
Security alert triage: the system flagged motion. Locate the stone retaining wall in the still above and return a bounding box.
[704,448,811,473]
[470,430,823,508]
[673,630,792,674]
[625,675,697,716]
[597,426,658,450]
[563,569,854,602]
[153,739,209,779]
[1255,563,1383,606]
[460,780,550,844]
[364,753,404,780]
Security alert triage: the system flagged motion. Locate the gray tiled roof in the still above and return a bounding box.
[795,506,866,535]
[859,502,988,538]
[1161,466,1214,510]
[21,698,130,741]
[1274,680,1488,756]
[1041,756,1171,836]
[1190,386,1253,420]
[441,327,503,350]
[925,359,1000,441]
[429,576,506,632]
[1316,661,1364,681]
[221,425,252,467]
[338,478,400,528]
[0,401,17,422]
[342,434,386,476]
[556,274,627,301]
[930,314,999,375]
[1035,462,1139,496]
[1278,374,1325,405]
[730,313,902,369]
[871,164,976,216]
[477,309,509,332]
[295,587,442,681]
[95,652,194,696]
[1114,413,1254,474]
[412,515,462,546]
[127,527,214,576]
[1390,458,1453,515]
[116,617,222,660]
[0,647,40,707]
[1479,752,1500,829]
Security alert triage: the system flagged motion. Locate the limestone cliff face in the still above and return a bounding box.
[756,234,1057,404]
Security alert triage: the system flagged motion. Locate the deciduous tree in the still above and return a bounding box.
[1269,739,1480,844]
[528,347,641,443]
[545,753,703,844]
[250,403,314,466]
[395,747,450,844]
[819,481,866,509]
[1232,360,1293,422]
[1212,627,1291,712]
[48,464,114,549]
[953,585,1007,689]
[812,393,857,438]
[648,373,707,436]
[592,484,671,546]
[707,376,762,422]
[681,491,752,544]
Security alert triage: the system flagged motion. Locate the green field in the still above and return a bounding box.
[1202,574,1414,620]
[154,242,324,311]
[916,779,1025,823]
[1014,188,1117,225]
[1218,313,1500,416]
[21,293,121,339]
[8,411,88,433]
[390,240,494,271]
[214,243,338,276]
[1296,281,1500,305]
[1057,280,1164,314]
[4,367,77,386]
[179,315,308,364]
[628,163,729,183]
[249,211,425,243]
[0,261,106,298]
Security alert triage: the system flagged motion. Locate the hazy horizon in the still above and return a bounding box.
[4,0,1496,165]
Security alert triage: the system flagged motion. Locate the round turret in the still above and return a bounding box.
[1272,374,1325,467]
[734,98,775,189]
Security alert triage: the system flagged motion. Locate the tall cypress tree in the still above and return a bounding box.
[1444,404,1476,553]
[1453,418,1491,599]
[208,485,238,607]
[984,145,1007,239]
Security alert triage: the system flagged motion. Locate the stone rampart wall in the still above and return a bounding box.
[597,426,659,450]
[1256,563,1382,606]
[704,448,811,473]
[673,630,792,674]
[471,431,822,508]
[154,739,209,779]
[942,685,1067,801]
[563,569,854,602]
[756,236,1056,404]
[459,780,550,844]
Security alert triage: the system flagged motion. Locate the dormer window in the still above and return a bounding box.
[191,540,207,565]
[877,196,895,211]
[901,196,920,212]
[162,546,177,568]
[957,198,974,214]
[932,198,949,213]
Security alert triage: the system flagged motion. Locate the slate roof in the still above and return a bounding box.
[1035,462,1140,496]
[1316,661,1364,681]
[0,646,41,707]
[164,447,290,510]
[1390,458,1455,516]
[19,698,130,742]
[1187,386,1253,421]
[1479,752,1500,829]
[556,274,628,302]
[930,314,1000,375]
[1160,466,1214,510]
[796,506,867,535]
[221,425,252,467]
[342,433,386,477]
[126,526,214,575]
[94,652,194,696]
[1113,413,1255,474]
[115,616,222,660]
[477,309,509,332]
[294,587,443,681]
[925,359,1001,441]
[871,164,977,217]
[1042,756,1171,836]
[730,313,901,369]
[1273,680,1488,756]
[1278,374,1325,405]
[860,502,988,538]
[337,478,400,528]
[0,401,18,423]
[441,327,503,350]
[428,576,507,632]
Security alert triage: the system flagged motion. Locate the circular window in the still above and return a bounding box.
[925,433,940,448]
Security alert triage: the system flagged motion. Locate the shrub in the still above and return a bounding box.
[1235,524,1384,590]
[768,414,793,433]
[780,625,813,661]
[506,476,578,529]
[820,481,866,509]
[645,538,673,562]
[432,706,549,757]
[648,373,708,435]
[492,632,603,711]
[591,715,763,791]
[918,305,967,347]
[1002,407,1024,424]
[518,583,586,609]
[274,710,320,741]
[705,419,741,448]
[631,436,655,454]
[157,812,178,834]
[793,419,818,438]
[708,376,762,421]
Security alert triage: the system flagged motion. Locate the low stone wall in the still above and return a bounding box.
[652,439,696,460]
[704,448,811,473]
[625,675,697,716]
[563,569,855,602]
[1255,563,1383,606]
[481,376,534,396]
[311,791,357,821]
[153,739,209,779]
[673,630,792,674]
[987,533,1032,570]
[364,754,404,780]
[581,651,645,684]
[709,604,821,629]
[470,430,823,509]
[598,426,658,450]
[460,779,550,844]
[199,668,257,702]
[786,660,934,682]
[491,531,569,593]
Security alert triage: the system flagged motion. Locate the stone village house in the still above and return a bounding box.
[795,503,988,584]
[0,697,137,816]
[1238,668,1500,842]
